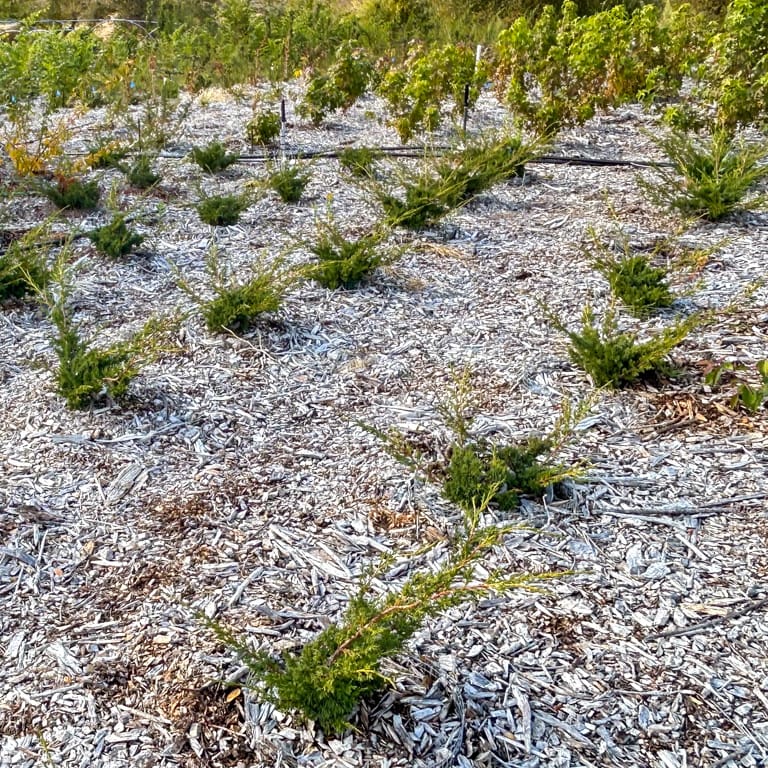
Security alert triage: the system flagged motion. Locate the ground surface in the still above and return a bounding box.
[1,88,767,767]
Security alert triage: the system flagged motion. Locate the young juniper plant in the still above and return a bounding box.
[268,162,311,204]
[88,215,145,259]
[206,488,563,735]
[643,129,768,221]
[197,194,250,226]
[43,175,100,210]
[178,246,293,333]
[190,141,239,173]
[551,303,701,389]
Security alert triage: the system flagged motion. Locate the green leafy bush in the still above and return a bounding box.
[268,163,311,203]
[87,215,145,259]
[43,176,100,210]
[197,194,249,226]
[378,42,490,142]
[190,141,239,173]
[125,155,161,189]
[704,0,768,129]
[642,129,768,220]
[246,110,281,146]
[494,1,704,133]
[554,304,699,389]
[298,42,374,125]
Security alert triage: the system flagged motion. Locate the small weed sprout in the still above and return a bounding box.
[268,162,311,203]
[179,246,292,333]
[125,155,161,189]
[190,141,239,173]
[642,129,768,220]
[705,359,768,413]
[206,488,563,735]
[197,194,250,226]
[552,303,700,389]
[246,111,281,146]
[88,215,145,259]
[43,175,100,210]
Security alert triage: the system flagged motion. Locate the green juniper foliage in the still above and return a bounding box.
[197,194,249,226]
[87,215,144,259]
[43,176,100,210]
[555,304,700,389]
[338,147,381,179]
[52,306,172,409]
[443,437,559,512]
[207,493,560,735]
[594,252,673,316]
[0,237,49,301]
[179,247,292,333]
[246,111,281,146]
[190,141,239,173]
[125,155,161,189]
[436,135,532,204]
[268,163,311,204]
[306,224,388,290]
[377,172,452,230]
[643,129,768,221]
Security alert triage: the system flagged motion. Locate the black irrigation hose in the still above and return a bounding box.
[63,146,673,169]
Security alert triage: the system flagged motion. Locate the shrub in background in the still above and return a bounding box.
[298,42,374,125]
[190,141,239,173]
[642,129,768,221]
[246,110,281,146]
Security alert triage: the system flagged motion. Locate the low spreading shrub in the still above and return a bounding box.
[0,235,49,301]
[642,129,768,220]
[197,194,250,226]
[305,222,390,289]
[338,147,381,179]
[87,216,145,259]
[179,247,293,333]
[268,162,311,203]
[43,176,100,210]
[553,304,700,388]
[125,155,161,189]
[190,141,239,173]
[207,494,561,734]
